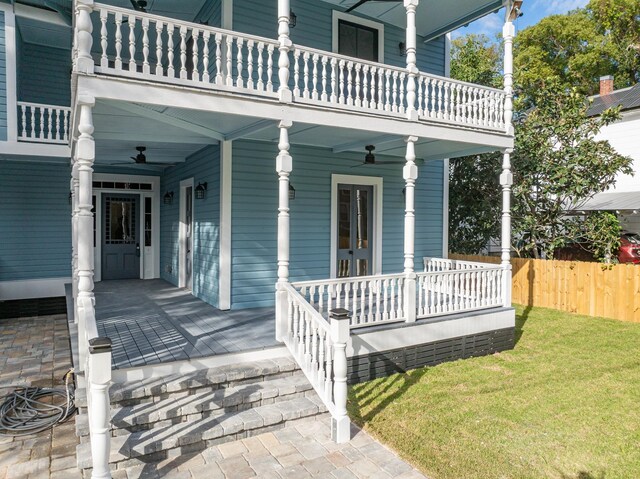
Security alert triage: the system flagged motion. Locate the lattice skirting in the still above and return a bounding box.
[0,296,67,319]
[347,327,515,383]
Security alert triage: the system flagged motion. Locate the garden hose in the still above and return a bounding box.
[0,369,76,436]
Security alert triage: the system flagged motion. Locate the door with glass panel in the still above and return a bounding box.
[337,184,374,278]
[102,194,140,280]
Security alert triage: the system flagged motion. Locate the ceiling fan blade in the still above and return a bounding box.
[130,156,138,161]
[373,160,405,165]
[351,163,367,168]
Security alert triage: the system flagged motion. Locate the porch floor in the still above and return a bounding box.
[94,279,278,369]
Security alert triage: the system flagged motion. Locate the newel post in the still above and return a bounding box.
[404,0,419,120]
[88,337,112,479]
[275,120,293,341]
[277,0,293,102]
[330,308,351,443]
[403,136,418,322]
[75,0,95,74]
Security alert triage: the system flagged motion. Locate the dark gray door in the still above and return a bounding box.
[102,194,140,280]
[337,184,374,278]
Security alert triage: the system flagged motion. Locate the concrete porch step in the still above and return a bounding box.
[77,395,329,471]
[75,372,313,437]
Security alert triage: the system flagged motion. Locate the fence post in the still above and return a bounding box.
[88,337,112,479]
[330,308,351,444]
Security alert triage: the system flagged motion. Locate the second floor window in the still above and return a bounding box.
[337,19,379,63]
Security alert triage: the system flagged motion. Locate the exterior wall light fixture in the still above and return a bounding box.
[289,9,297,28]
[398,42,406,57]
[289,183,296,200]
[195,182,208,199]
[163,191,174,205]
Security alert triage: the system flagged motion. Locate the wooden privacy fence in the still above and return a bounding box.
[450,254,640,323]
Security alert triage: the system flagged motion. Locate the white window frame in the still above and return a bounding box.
[332,10,385,64]
[330,174,383,279]
[179,178,195,290]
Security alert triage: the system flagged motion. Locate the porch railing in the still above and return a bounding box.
[17,102,71,144]
[76,296,112,478]
[281,283,350,443]
[78,4,507,131]
[423,256,499,272]
[293,274,406,328]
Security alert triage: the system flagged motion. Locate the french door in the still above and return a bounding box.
[336,184,373,278]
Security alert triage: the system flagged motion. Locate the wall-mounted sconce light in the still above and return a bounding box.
[195,182,208,200]
[68,191,72,205]
[289,9,297,28]
[402,187,406,198]
[289,183,296,200]
[163,191,174,205]
[508,0,524,21]
[398,42,407,57]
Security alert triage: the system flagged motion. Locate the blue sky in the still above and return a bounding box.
[452,0,590,39]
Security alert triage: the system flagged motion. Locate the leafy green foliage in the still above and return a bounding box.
[512,82,632,258]
[575,212,622,263]
[448,35,503,254]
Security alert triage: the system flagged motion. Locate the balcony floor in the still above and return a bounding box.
[94,279,277,370]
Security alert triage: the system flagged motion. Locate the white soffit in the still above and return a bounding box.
[320,0,505,40]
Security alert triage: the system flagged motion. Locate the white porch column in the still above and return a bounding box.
[403,136,418,322]
[500,2,517,307]
[404,0,419,120]
[76,97,96,307]
[87,336,112,479]
[277,0,293,102]
[275,120,293,341]
[75,0,95,74]
[71,160,80,317]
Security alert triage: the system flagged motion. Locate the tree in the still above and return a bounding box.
[511,82,633,259]
[515,1,640,104]
[577,212,622,263]
[448,35,503,254]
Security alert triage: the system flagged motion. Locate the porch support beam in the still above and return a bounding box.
[404,0,419,120]
[500,1,516,307]
[277,0,293,103]
[403,136,418,323]
[225,119,273,141]
[219,140,233,310]
[275,120,293,341]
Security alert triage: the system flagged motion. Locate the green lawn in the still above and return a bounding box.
[347,306,640,479]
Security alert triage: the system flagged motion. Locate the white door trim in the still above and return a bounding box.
[93,173,160,282]
[179,178,194,289]
[331,10,385,63]
[330,174,383,279]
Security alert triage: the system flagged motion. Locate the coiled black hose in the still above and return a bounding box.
[0,369,76,436]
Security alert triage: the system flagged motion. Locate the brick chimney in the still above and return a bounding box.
[600,75,614,96]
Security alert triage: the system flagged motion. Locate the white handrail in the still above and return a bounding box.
[281,283,351,443]
[17,102,71,144]
[292,274,406,328]
[416,266,504,318]
[423,256,499,271]
[79,4,507,131]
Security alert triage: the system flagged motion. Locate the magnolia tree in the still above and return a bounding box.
[511,82,632,259]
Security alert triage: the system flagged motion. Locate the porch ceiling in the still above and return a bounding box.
[320,0,505,40]
[92,98,503,168]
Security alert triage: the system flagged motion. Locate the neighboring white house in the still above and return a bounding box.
[579,76,640,233]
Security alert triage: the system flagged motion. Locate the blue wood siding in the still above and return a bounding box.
[160,145,220,307]
[233,0,446,76]
[0,11,7,141]
[196,0,221,28]
[231,140,443,309]
[17,38,71,106]
[0,161,71,281]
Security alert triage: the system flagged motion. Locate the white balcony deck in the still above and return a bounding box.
[81,3,507,135]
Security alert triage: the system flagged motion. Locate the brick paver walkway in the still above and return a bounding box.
[0,313,80,479]
[117,419,428,479]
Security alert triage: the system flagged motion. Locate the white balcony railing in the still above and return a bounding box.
[79,4,507,131]
[17,102,71,144]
